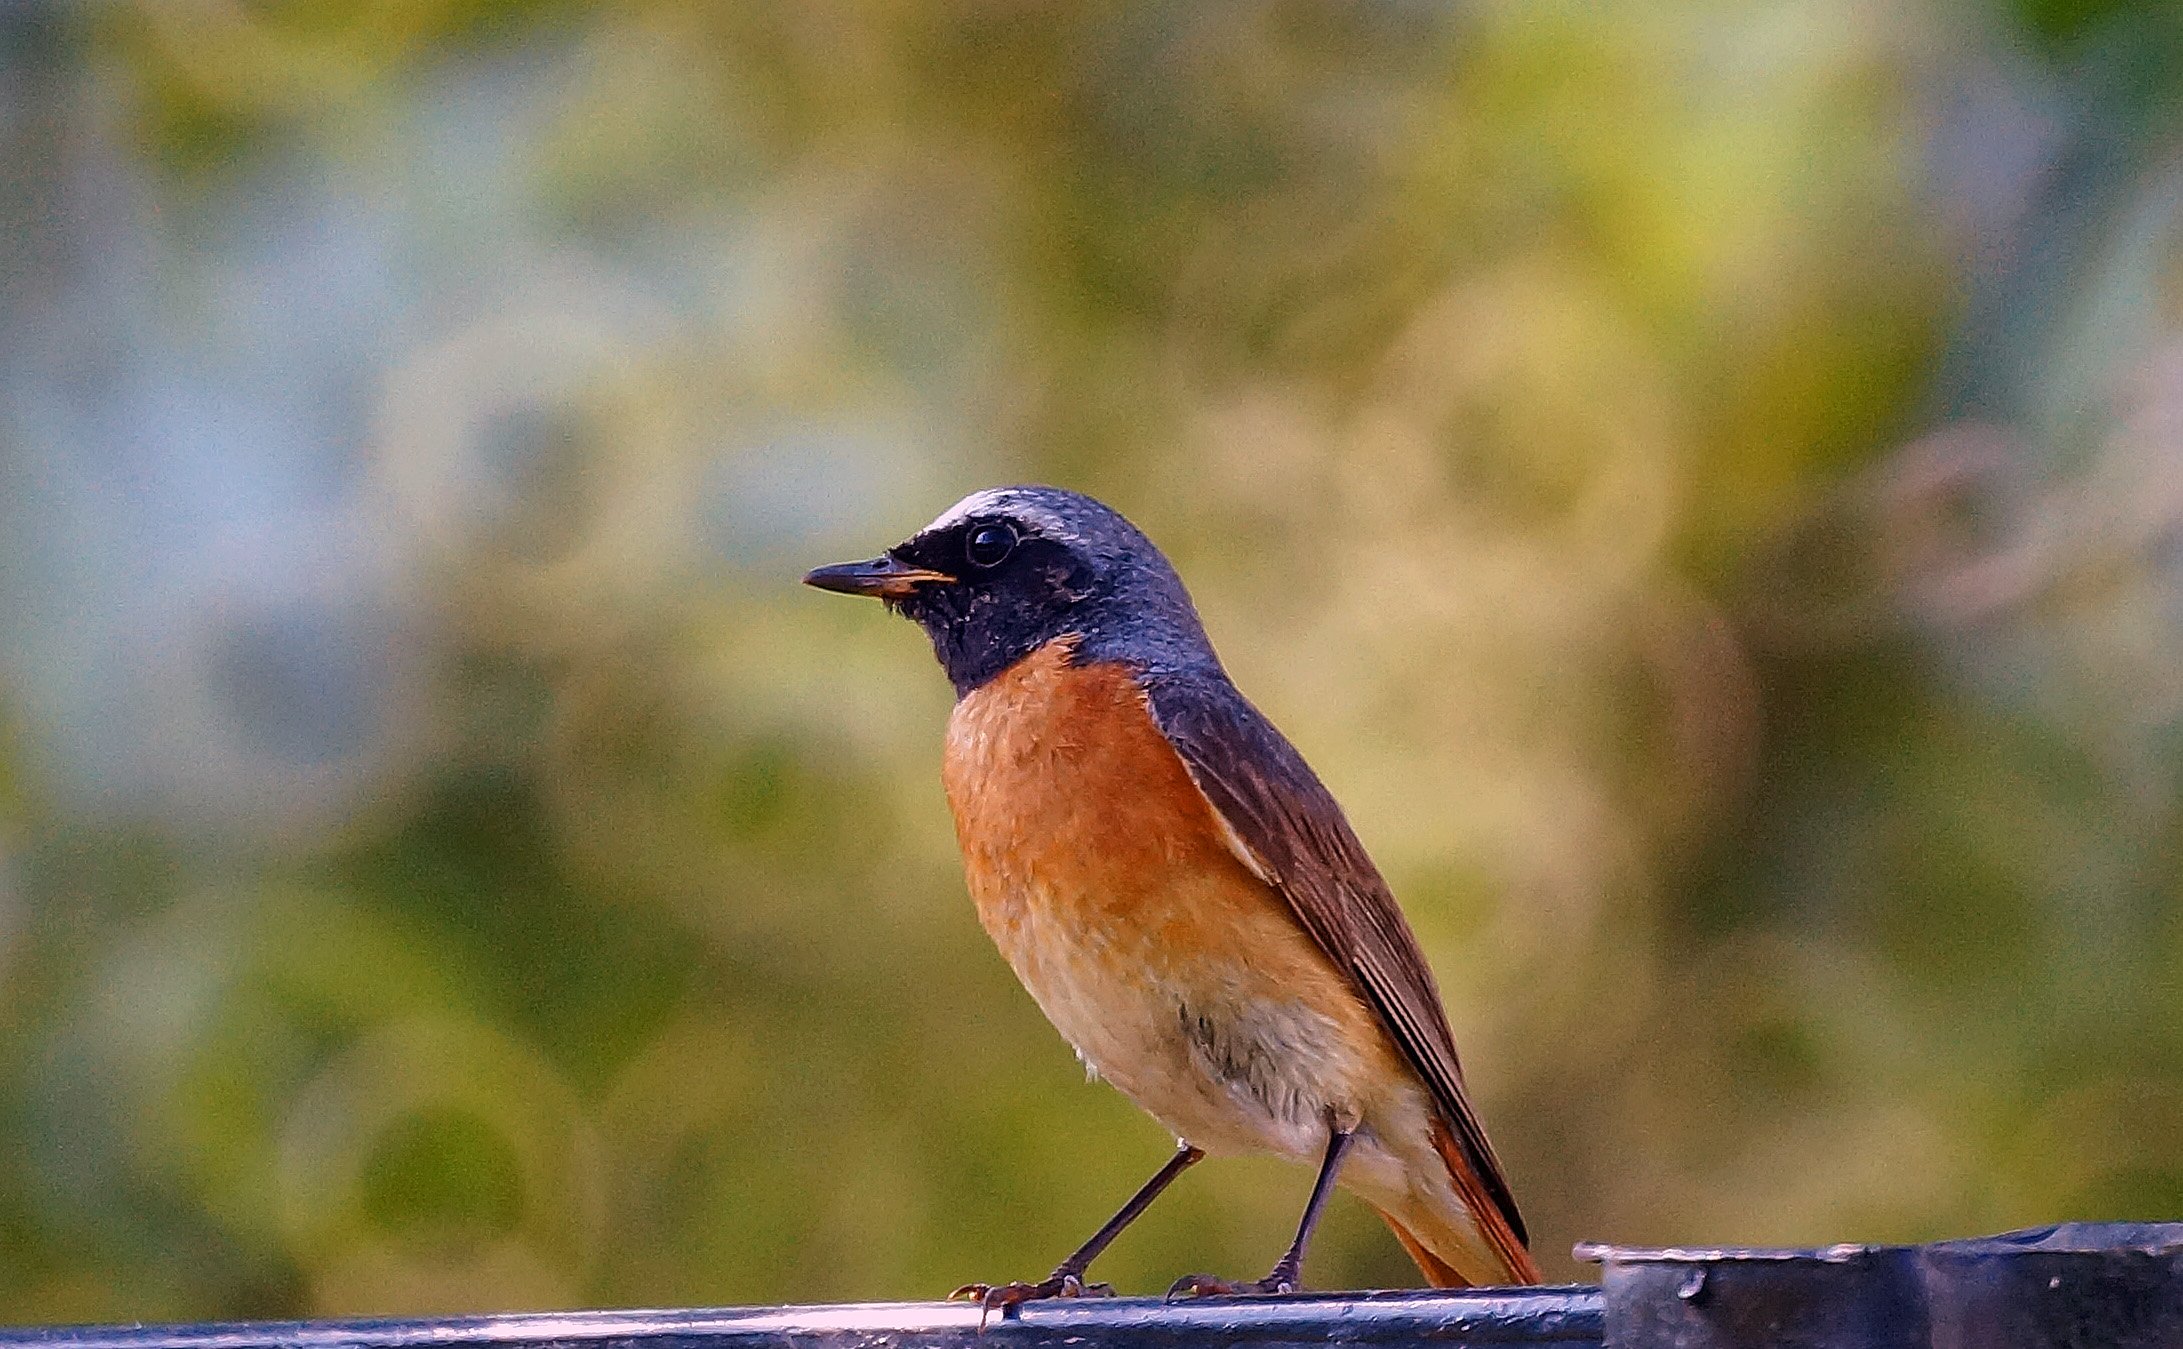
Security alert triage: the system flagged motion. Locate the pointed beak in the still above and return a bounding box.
[801,554,956,599]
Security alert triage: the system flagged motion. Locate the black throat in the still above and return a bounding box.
[901,557,1221,698]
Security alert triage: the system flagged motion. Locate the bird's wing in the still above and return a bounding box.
[1140,669,1528,1249]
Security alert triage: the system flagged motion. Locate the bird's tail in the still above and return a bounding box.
[1369,1120,1542,1287]
[1372,1208,1471,1286]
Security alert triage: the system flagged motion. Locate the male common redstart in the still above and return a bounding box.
[805,486,1541,1308]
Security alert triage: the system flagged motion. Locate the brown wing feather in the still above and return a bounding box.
[1140,669,1529,1250]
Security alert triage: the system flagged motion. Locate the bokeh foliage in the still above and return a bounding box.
[3,0,2183,1323]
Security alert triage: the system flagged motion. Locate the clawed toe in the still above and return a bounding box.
[951,1272,1113,1329]
[1164,1270,1299,1301]
[1166,1273,1222,1301]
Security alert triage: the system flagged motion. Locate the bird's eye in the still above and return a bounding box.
[964,522,1017,569]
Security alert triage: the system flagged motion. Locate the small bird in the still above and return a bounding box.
[805,486,1541,1308]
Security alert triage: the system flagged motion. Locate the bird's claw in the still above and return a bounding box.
[951,1273,1113,1329]
[1165,1272,1297,1301]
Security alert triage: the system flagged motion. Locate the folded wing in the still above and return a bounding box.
[1140,669,1532,1269]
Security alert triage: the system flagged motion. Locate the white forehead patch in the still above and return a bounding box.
[919,487,1071,539]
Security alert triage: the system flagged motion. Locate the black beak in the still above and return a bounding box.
[802,554,956,599]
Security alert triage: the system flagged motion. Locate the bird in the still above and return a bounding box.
[803,486,1542,1310]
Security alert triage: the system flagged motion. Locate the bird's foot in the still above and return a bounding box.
[1164,1270,1299,1301]
[951,1272,1113,1329]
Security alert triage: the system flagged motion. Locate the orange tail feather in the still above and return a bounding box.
[1434,1120,1543,1283]
[1373,1207,1471,1287]
[1381,1120,1543,1286]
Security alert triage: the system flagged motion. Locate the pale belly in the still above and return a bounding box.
[974,855,1451,1233]
[940,641,1419,1166]
[981,867,1369,1159]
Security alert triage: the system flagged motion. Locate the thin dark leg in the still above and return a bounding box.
[1055,1141,1206,1278]
[1264,1125,1355,1289]
[1169,1122,1355,1299]
[952,1142,1205,1323]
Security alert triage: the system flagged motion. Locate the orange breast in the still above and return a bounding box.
[942,639,1270,970]
[941,639,1400,1155]
[948,644,1193,888]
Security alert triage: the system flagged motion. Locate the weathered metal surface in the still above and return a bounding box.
[1581,1221,2183,1349]
[6,1224,2180,1349]
[0,1289,1606,1349]
[1921,1224,2183,1349]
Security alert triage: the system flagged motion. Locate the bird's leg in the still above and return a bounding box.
[952,1143,1205,1324]
[1168,1120,1354,1299]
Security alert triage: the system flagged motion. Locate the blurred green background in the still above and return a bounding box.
[5,0,2183,1323]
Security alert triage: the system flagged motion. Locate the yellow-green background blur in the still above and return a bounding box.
[5,0,2183,1324]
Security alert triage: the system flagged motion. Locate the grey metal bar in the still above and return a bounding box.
[1582,1221,2183,1349]
[0,1290,1607,1349]
[7,1224,2180,1348]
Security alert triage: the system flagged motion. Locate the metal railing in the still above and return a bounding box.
[4,1224,2176,1349]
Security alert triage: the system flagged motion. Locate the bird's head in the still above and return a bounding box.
[803,485,1217,695]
